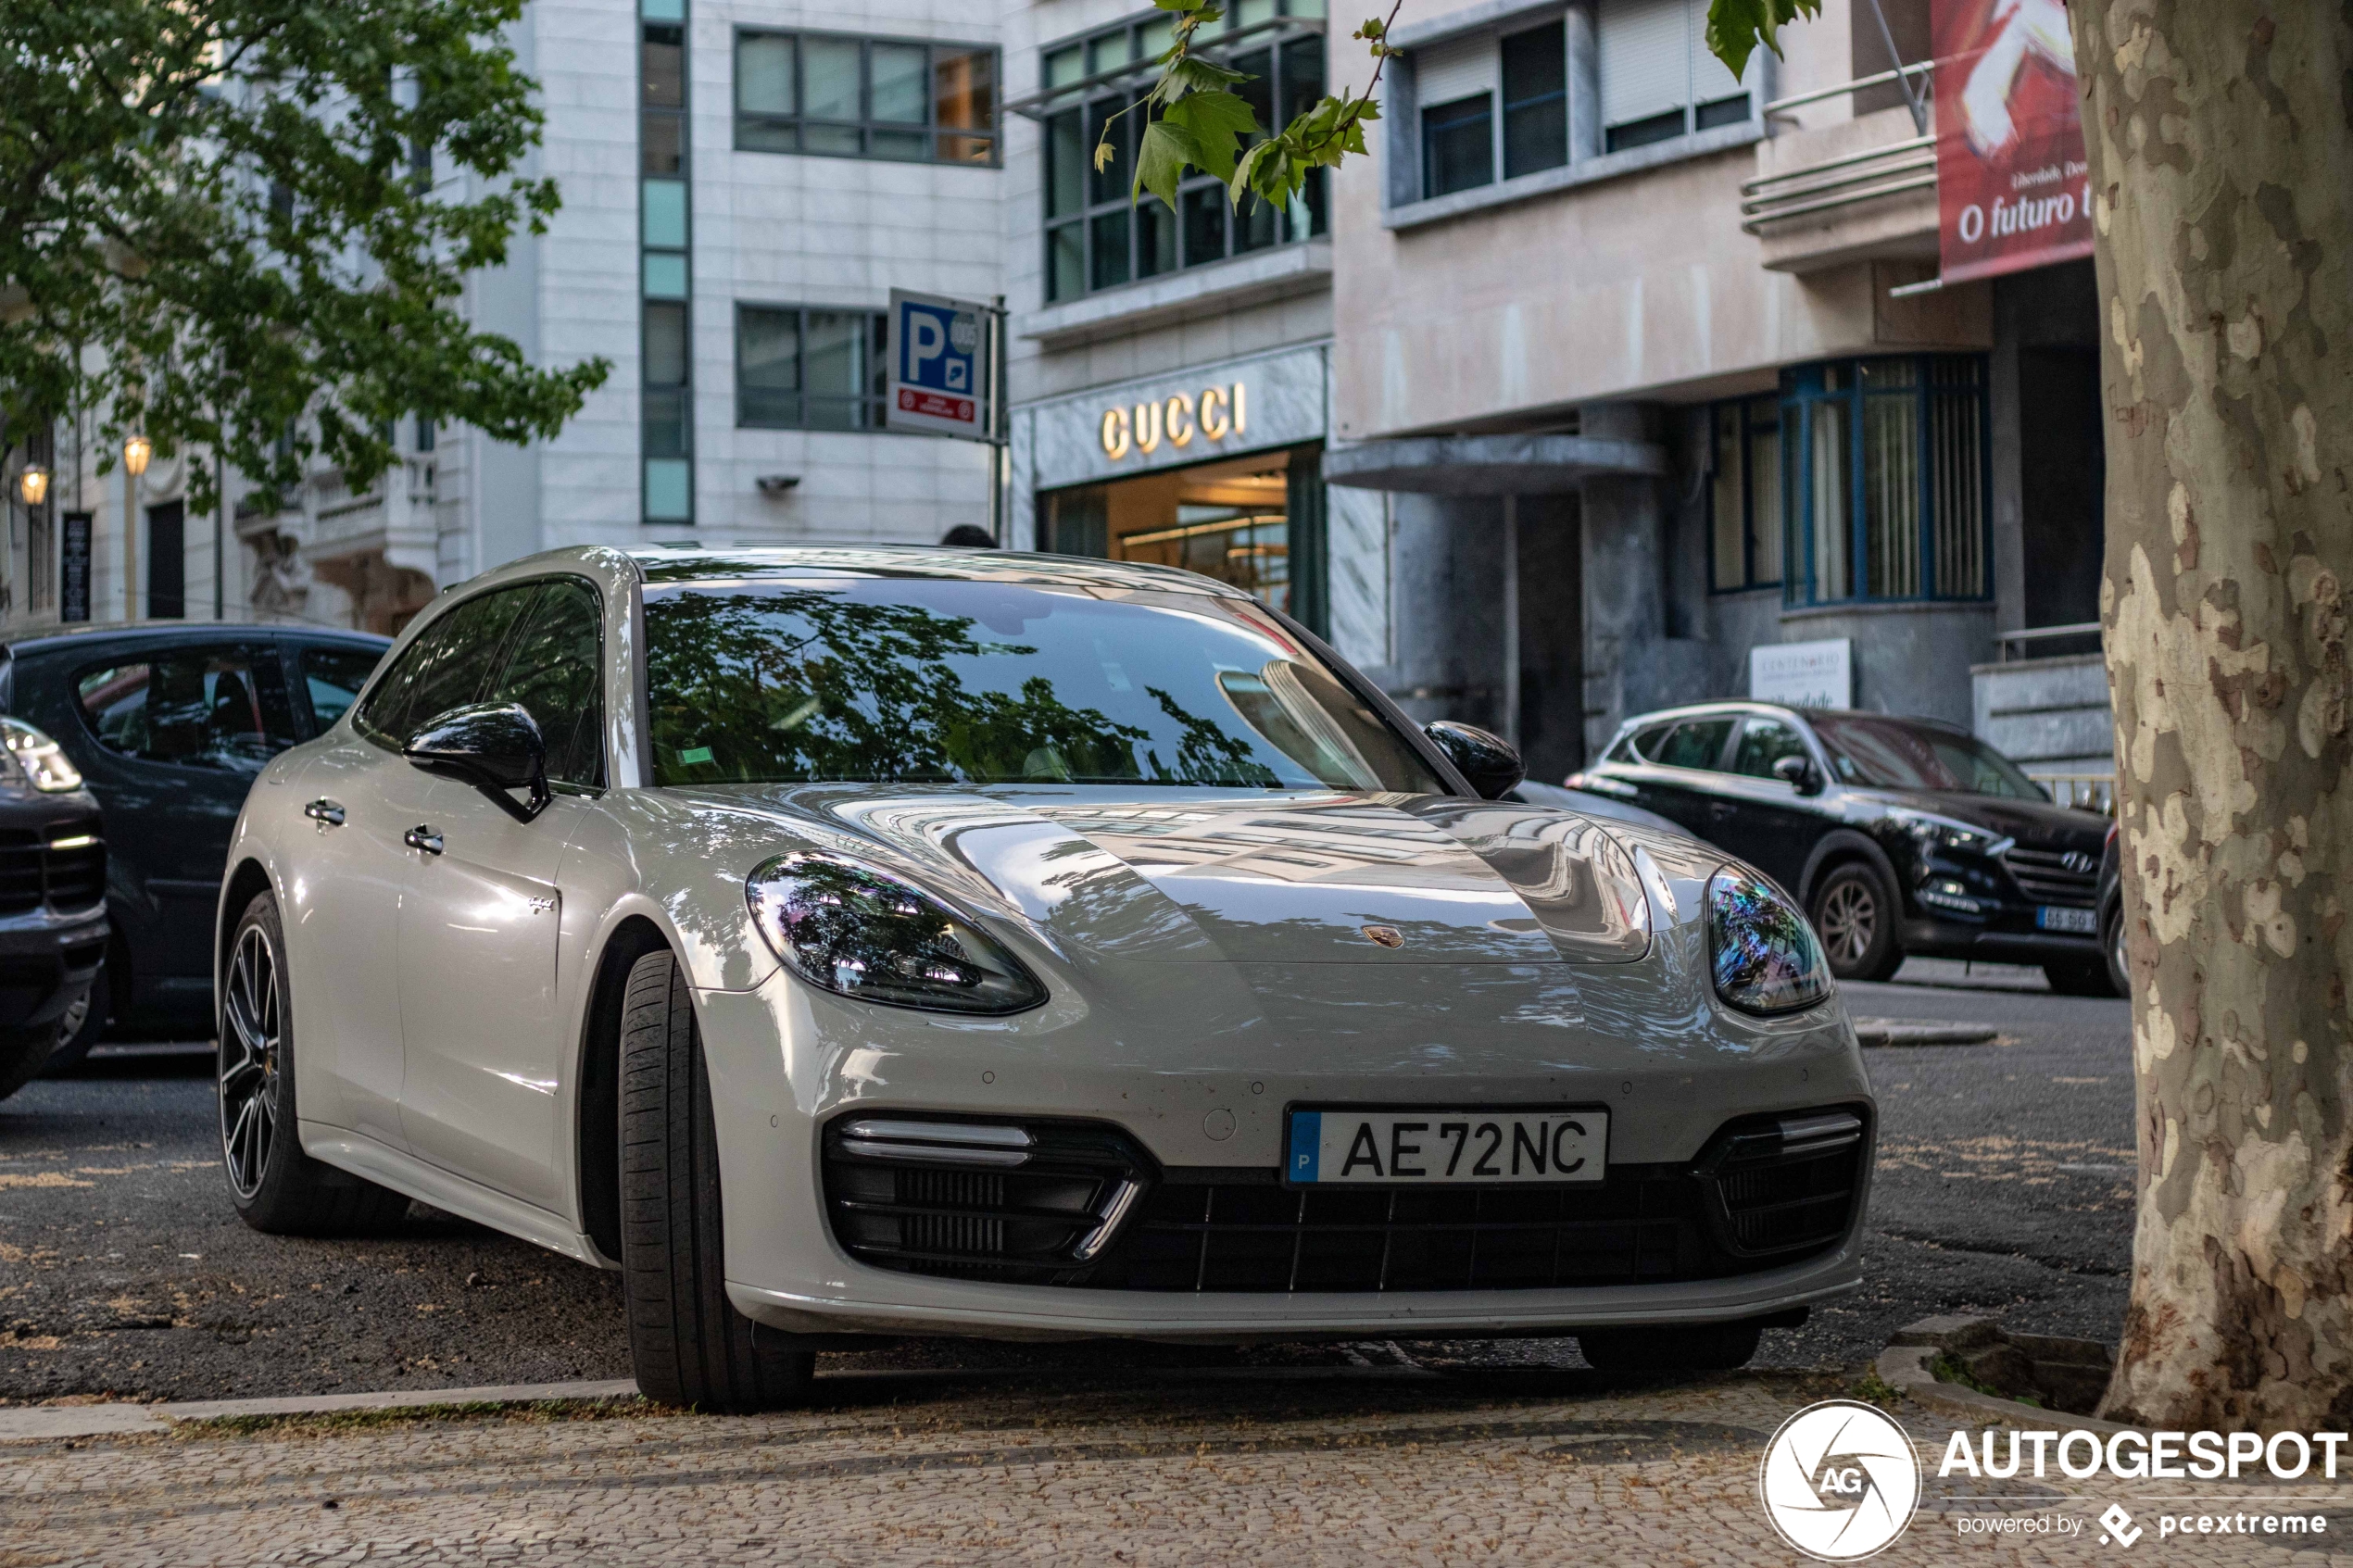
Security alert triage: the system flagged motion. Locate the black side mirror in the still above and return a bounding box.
[1425,720,1526,800]
[405,701,550,821]
[1772,754,1824,796]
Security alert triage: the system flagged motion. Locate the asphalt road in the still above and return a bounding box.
[0,958,2133,1403]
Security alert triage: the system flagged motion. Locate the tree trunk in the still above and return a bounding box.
[2077,0,2353,1428]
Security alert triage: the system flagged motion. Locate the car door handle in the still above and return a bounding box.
[304,798,346,827]
[404,825,444,856]
[1710,802,1735,820]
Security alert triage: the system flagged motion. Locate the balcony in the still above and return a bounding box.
[1743,66,1938,275]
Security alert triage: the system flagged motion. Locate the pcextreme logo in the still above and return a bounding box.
[1758,1400,1924,1561]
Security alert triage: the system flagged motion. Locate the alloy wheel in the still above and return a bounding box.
[219,925,282,1200]
[1818,880,1878,967]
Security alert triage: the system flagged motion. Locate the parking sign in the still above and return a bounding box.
[887,288,992,441]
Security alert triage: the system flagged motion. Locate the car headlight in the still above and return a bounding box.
[0,719,82,793]
[1888,808,2011,859]
[746,851,1046,1015]
[1707,867,1831,1016]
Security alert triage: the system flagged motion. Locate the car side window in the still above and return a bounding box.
[1731,718,1810,779]
[76,646,301,774]
[1625,722,1675,761]
[298,645,386,737]
[353,585,539,748]
[483,579,606,790]
[1653,717,1735,771]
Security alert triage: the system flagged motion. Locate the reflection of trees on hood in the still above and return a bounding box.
[647,590,1274,785]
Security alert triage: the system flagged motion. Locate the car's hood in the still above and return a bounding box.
[1849,788,2110,850]
[688,785,1653,966]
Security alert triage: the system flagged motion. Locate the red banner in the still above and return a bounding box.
[1933,0,2093,284]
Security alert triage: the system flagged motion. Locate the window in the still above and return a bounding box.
[76,647,300,774]
[1708,395,1782,591]
[1811,714,2043,800]
[1500,22,1569,179]
[1422,94,1493,196]
[736,307,887,431]
[1730,717,1808,778]
[642,0,692,523]
[1411,22,1565,199]
[299,645,384,736]
[1597,0,1751,153]
[1651,716,1734,770]
[484,581,606,789]
[354,585,540,748]
[736,31,998,164]
[1781,356,1989,607]
[1039,6,1327,304]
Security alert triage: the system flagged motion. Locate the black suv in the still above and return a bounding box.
[1572,702,2118,994]
[0,622,389,1059]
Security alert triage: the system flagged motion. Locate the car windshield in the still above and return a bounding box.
[641,575,1447,793]
[1809,714,2045,799]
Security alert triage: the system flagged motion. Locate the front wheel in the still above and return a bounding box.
[220,893,411,1236]
[2044,955,2121,997]
[620,949,813,1411]
[41,956,111,1077]
[2099,897,2131,997]
[1809,863,1903,983]
[1579,1322,1762,1374]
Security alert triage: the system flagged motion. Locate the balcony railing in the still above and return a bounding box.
[1994,621,2103,661]
[1741,63,1936,235]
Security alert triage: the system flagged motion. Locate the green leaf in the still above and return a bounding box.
[1161,89,1259,182]
[1704,0,1822,80]
[1133,116,1207,208]
[1163,55,1249,96]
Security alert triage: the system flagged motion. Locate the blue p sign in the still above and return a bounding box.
[887,289,988,438]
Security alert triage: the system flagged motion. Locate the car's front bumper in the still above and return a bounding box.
[0,903,107,1047]
[691,956,1874,1343]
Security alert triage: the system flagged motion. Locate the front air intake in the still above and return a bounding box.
[1695,1106,1870,1258]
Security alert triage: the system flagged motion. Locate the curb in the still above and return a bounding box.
[1877,1345,2138,1435]
[0,1376,641,1443]
[1851,1017,2000,1047]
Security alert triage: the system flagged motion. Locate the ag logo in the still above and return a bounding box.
[1757,1399,1920,1561]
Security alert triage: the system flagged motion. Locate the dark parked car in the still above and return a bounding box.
[2096,821,2129,996]
[0,718,107,1099]
[1571,701,2119,995]
[0,622,390,1061]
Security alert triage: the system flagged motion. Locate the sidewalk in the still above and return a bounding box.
[6,1367,2346,1565]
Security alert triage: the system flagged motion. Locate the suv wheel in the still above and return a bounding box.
[2100,897,2131,997]
[1810,862,1903,982]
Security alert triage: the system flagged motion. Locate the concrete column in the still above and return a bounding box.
[1382,493,1507,734]
[1579,401,1708,756]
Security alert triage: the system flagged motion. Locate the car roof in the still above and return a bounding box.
[1611,701,1969,736]
[620,544,1250,597]
[0,621,390,661]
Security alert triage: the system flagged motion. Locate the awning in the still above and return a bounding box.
[1322,433,1668,495]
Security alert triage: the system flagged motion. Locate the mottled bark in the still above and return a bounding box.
[2077,1,2353,1428]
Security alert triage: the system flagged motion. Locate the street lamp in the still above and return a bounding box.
[16,464,49,508]
[121,433,150,621]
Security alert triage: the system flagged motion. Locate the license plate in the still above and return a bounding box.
[2037,905,2097,935]
[1286,1108,1607,1185]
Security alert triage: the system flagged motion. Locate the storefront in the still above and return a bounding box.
[1010,343,1382,656]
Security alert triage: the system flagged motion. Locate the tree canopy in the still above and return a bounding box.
[0,0,610,508]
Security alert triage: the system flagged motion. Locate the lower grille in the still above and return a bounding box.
[0,830,106,916]
[2000,846,2098,908]
[823,1107,1870,1294]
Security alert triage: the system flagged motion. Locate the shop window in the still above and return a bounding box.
[1707,394,1781,592]
[736,306,888,431]
[736,31,999,164]
[1780,355,1989,608]
[1596,0,1751,153]
[1038,5,1326,304]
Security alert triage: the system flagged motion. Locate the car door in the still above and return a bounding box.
[1621,714,1739,836]
[288,587,538,1147]
[396,578,605,1210]
[1711,714,1826,895]
[68,640,304,1011]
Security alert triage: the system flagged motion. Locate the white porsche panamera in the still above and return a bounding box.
[217,544,1874,1410]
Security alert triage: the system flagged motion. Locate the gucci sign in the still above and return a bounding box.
[1099,383,1248,461]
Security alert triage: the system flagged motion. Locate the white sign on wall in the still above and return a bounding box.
[1750,638,1854,709]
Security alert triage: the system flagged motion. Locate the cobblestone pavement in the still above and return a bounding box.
[8,1370,2351,1566]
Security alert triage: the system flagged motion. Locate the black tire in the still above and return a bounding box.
[620,948,814,1411]
[1579,1322,1762,1374]
[2044,956,2121,997]
[39,955,110,1077]
[220,892,412,1236]
[0,1028,55,1102]
[2100,896,2131,997]
[1809,861,1904,983]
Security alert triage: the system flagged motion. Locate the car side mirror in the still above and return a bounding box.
[1772,754,1824,796]
[1424,720,1526,801]
[404,701,551,821]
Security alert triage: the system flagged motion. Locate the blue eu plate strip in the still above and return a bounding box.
[1290,1111,1320,1183]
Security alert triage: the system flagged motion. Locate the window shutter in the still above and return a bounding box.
[1690,0,1747,107]
[1597,0,1689,129]
[1416,32,1499,112]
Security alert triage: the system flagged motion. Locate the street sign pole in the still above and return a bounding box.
[987,293,1006,546]
[887,287,1010,544]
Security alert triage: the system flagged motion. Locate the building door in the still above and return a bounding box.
[2019,347,2105,633]
[146,501,185,620]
